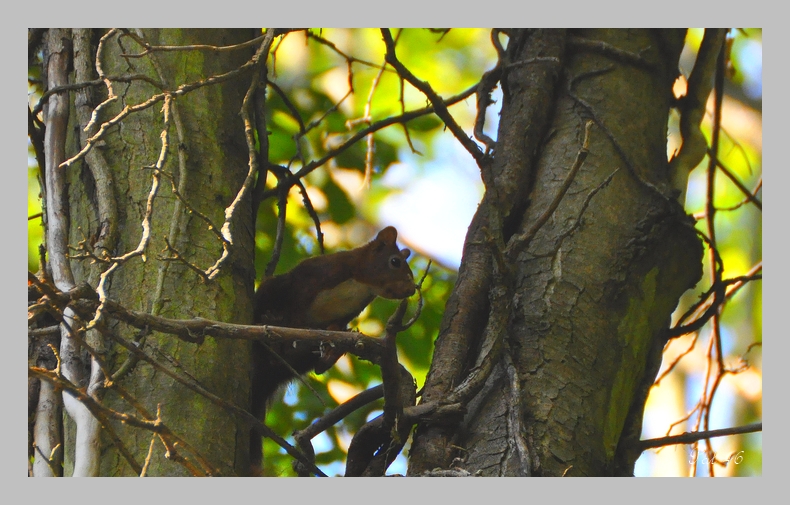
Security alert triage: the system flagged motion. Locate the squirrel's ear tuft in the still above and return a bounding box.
[376,226,398,244]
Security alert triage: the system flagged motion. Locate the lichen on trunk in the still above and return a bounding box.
[57,29,257,476]
[409,28,701,477]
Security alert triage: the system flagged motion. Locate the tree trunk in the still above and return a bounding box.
[408,28,703,477]
[52,29,256,476]
[32,28,714,478]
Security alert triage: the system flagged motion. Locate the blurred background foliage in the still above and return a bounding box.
[251,28,493,476]
[642,28,762,477]
[28,28,761,476]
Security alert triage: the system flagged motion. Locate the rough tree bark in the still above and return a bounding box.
[42,29,256,476]
[408,29,702,477]
[32,28,707,477]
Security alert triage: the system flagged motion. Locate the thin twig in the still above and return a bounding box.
[710,152,762,211]
[697,37,728,476]
[351,30,394,187]
[161,237,210,281]
[121,31,269,57]
[504,120,593,260]
[259,82,478,198]
[638,423,762,451]
[61,43,264,169]
[567,89,669,202]
[31,74,164,116]
[380,28,485,166]
[307,30,397,73]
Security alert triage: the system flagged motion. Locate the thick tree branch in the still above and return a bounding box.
[42,28,103,478]
[409,29,568,476]
[668,29,728,196]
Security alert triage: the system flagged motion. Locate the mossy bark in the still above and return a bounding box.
[61,29,257,476]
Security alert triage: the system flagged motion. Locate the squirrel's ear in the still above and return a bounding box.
[376,226,398,244]
[400,248,411,260]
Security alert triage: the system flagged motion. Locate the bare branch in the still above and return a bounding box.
[29,367,217,476]
[638,423,761,451]
[261,82,478,198]
[381,28,485,166]
[664,265,762,339]
[293,385,384,444]
[710,152,762,211]
[120,30,269,57]
[307,30,398,73]
[60,34,267,170]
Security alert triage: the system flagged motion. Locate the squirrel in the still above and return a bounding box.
[249,226,415,475]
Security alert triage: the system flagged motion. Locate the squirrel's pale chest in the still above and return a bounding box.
[305,278,377,327]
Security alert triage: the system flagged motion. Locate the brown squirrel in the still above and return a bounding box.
[249,226,415,475]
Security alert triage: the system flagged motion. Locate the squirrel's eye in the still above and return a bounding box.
[389,255,402,269]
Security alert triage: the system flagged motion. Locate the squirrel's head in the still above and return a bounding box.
[358,226,416,299]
